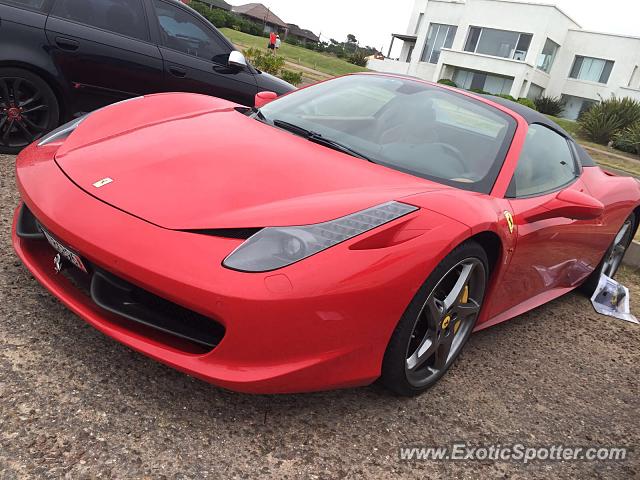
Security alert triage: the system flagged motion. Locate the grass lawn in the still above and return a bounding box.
[221,28,367,77]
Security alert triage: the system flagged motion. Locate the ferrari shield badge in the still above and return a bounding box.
[504,211,515,234]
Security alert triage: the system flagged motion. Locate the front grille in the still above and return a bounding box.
[18,204,225,352]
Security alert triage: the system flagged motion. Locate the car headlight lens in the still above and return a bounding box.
[223,201,418,272]
[38,115,86,146]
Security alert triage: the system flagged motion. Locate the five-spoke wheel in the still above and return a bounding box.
[381,241,489,396]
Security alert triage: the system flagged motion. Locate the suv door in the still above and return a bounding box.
[149,0,258,106]
[45,0,164,115]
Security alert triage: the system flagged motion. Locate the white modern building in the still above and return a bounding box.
[368,0,640,119]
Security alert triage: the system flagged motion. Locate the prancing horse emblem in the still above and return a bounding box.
[504,211,515,234]
[53,253,63,274]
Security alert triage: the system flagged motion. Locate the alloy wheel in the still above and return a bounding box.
[602,219,634,278]
[0,76,51,148]
[405,258,486,388]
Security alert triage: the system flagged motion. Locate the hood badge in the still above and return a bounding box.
[93,177,113,188]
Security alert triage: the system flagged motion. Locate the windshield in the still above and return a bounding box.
[259,75,517,193]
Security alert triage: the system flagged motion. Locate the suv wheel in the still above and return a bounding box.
[0,68,60,154]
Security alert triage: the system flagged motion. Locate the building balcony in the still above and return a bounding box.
[366,58,412,75]
[438,49,536,79]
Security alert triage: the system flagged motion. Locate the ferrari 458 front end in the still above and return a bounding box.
[12,93,471,394]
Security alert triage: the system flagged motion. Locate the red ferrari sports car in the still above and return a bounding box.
[12,73,640,395]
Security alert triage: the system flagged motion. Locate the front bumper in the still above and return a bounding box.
[12,145,465,393]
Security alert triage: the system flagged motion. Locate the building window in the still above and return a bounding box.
[464,26,532,61]
[452,68,514,95]
[569,56,614,84]
[421,23,457,64]
[537,38,559,73]
[415,13,424,35]
[527,83,544,101]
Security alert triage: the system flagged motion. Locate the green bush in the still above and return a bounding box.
[497,93,517,102]
[614,122,640,155]
[243,47,284,75]
[517,97,537,110]
[243,47,302,86]
[578,96,640,145]
[280,69,303,87]
[348,50,368,67]
[437,78,458,88]
[534,96,565,116]
[469,88,489,95]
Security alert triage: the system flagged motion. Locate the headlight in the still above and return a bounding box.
[38,115,86,146]
[223,201,418,272]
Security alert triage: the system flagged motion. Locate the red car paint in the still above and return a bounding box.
[12,75,640,393]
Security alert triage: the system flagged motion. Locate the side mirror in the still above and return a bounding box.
[228,50,247,69]
[526,189,604,222]
[255,91,278,109]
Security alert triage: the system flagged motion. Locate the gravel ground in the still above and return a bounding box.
[1,153,638,479]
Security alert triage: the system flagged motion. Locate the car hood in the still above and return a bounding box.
[55,93,445,230]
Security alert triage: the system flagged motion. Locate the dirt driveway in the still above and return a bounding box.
[0,154,638,479]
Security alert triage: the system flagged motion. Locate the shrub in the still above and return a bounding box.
[437,78,457,88]
[348,50,368,67]
[469,88,489,95]
[614,122,640,155]
[578,96,640,145]
[280,69,303,87]
[243,47,285,75]
[534,96,565,116]
[351,52,368,67]
[517,97,537,110]
[243,48,301,86]
[497,93,517,102]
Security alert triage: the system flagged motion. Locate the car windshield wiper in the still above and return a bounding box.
[272,119,374,163]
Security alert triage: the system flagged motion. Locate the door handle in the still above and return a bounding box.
[55,37,79,51]
[168,66,187,78]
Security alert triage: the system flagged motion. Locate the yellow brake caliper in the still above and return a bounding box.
[454,285,469,334]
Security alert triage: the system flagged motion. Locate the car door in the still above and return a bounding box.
[149,0,258,106]
[487,124,605,318]
[45,0,164,115]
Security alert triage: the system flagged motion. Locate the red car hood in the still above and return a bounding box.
[55,93,444,230]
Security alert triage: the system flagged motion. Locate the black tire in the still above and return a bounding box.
[580,212,637,297]
[380,241,489,396]
[0,68,60,154]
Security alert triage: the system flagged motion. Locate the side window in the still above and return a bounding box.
[152,0,228,64]
[51,0,149,41]
[509,124,578,197]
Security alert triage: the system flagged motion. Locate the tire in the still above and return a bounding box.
[580,212,637,297]
[380,241,489,396]
[0,68,60,154]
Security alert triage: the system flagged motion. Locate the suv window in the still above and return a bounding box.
[153,0,228,64]
[3,0,47,11]
[51,0,150,41]
[509,124,577,197]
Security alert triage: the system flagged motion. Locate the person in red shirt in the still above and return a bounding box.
[268,31,276,54]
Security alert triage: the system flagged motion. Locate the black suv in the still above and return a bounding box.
[0,0,295,153]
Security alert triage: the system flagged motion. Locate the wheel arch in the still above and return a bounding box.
[465,230,503,275]
[0,60,68,121]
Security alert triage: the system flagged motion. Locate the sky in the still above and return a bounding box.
[227,0,640,55]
